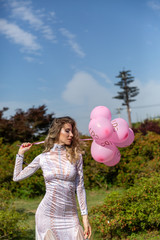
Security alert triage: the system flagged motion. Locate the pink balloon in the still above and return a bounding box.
[90,106,112,121]
[95,138,115,147]
[104,148,121,166]
[91,140,117,163]
[89,117,113,140]
[114,128,135,148]
[108,118,129,143]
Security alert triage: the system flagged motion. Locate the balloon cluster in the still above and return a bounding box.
[89,106,134,167]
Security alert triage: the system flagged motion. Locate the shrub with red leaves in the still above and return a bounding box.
[0,105,54,143]
[133,119,160,135]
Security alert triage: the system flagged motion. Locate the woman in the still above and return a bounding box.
[13,116,91,240]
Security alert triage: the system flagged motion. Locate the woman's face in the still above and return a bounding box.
[58,123,73,145]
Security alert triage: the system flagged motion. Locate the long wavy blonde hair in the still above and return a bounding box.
[43,116,82,163]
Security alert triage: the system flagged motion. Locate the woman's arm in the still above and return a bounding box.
[76,155,91,239]
[13,142,41,182]
[82,215,91,239]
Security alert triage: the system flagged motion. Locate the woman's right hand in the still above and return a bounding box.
[18,142,32,155]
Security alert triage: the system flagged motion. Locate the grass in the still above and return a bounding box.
[126,231,160,240]
[14,188,107,240]
[14,188,160,240]
[14,196,43,236]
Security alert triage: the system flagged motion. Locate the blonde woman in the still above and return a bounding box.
[13,116,91,240]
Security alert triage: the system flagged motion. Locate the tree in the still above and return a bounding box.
[0,105,55,143]
[113,70,139,128]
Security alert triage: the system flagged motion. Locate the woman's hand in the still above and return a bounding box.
[18,142,32,155]
[82,215,91,239]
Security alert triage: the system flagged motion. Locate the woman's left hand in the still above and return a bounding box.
[82,215,91,239]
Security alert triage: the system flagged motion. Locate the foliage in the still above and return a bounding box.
[81,140,119,189]
[116,132,160,187]
[13,189,106,240]
[1,124,160,239]
[0,188,28,239]
[0,130,159,199]
[82,131,160,190]
[113,70,139,128]
[1,137,118,198]
[127,230,160,240]
[113,70,139,106]
[89,174,160,239]
[0,140,45,198]
[1,131,160,197]
[0,105,54,143]
[133,119,160,135]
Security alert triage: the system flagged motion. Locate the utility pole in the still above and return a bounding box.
[113,70,139,128]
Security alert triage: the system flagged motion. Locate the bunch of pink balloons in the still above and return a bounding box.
[89,106,134,167]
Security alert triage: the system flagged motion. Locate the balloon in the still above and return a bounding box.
[91,140,117,163]
[95,138,115,147]
[89,117,113,140]
[104,148,121,166]
[90,106,112,121]
[108,118,129,143]
[114,128,135,147]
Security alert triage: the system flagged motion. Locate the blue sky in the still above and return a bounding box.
[0,0,160,134]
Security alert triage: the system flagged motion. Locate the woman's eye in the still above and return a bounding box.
[65,129,70,133]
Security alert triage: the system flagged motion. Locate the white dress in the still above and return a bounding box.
[13,144,88,240]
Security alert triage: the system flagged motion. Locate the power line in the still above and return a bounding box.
[118,103,160,110]
[131,103,160,109]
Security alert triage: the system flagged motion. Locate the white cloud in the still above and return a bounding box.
[62,71,116,107]
[0,18,41,51]
[134,78,159,105]
[91,69,112,84]
[38,78,48,83]
[148,1,160,10]
[60,28,75,39]
[42,25,56,41]
[119,78,160,122]
[61,71,118,133]
[9,0,56,41]
[24,56,34,62]
[38,86,50,92]
[10,0,43,28]
[62,72,160,132]
[59,28,85,58]
[49,12,56,17]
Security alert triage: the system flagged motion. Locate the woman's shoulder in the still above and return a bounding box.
[36,152,50,166]
[34,152,50,161]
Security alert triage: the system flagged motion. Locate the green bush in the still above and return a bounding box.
[82,132,160,190]
[116,132,160,187]
[82,140,119,189]
[1,131,160,197]
[0,140,45,198]
[0,189,28,239]
[89,174,160,239]
[1,138,118,197]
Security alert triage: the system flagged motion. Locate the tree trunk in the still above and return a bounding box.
[127,105,132,128]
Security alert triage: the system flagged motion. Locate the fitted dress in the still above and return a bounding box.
[13,144,88,240]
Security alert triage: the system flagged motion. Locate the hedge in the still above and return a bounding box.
[0,188,28,239]
[89,173,160,239]
[0,131,160,197]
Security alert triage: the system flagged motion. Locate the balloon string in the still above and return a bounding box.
[33,141,45,145]
[17,138,93,147]
[80,138,93,141]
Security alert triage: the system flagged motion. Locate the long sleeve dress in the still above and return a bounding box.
[13,144,88,240]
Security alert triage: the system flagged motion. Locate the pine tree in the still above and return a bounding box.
[113,70,139,128]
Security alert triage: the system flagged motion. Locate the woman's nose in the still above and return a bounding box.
[70,131,73,137]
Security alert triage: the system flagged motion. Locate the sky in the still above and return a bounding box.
[0,0,160,134]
